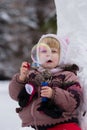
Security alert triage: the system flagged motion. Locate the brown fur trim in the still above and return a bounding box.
[61,64,79,75]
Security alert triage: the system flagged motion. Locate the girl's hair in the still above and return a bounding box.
[39,37,60,53]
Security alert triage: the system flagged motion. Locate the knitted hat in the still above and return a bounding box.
[38,34,69,65]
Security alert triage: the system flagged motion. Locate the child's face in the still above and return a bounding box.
[38,37,60,69]
[39,47,60,69]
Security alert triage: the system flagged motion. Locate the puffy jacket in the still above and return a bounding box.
[9,69,82,128]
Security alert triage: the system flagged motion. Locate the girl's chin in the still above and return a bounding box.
[43,65,54,69]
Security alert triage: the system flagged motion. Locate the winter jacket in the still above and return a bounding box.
[9,68,82,129]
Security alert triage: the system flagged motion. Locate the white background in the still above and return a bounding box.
[0,81,34,130]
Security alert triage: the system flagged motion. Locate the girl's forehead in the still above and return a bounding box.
[47,42,60,50]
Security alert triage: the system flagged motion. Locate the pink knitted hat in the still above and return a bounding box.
[38,34,69,65]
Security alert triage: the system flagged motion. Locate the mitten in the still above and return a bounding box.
[37,99,64,118]
[18,84,35,108]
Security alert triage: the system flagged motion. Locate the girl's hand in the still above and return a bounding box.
[40,86,53,98]
[19,61,30,81]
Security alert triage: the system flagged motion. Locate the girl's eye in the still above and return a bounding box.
[52,50,57,53]
[40,49,47,53]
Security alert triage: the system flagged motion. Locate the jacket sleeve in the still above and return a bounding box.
[9,73,28,101]
[52,71,82,112]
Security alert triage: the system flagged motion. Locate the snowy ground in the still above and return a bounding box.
[0,81,34,130]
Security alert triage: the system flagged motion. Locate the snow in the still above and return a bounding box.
[54,0,87,69]
[0,81,34,130]
[54,1,87,130]
[55,0,87,45]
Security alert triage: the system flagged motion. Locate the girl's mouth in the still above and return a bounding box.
[47,60,52,63]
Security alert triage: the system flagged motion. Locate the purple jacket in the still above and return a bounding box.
[9,70,82,128]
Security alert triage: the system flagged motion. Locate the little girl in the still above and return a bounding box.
[9,34,82,130]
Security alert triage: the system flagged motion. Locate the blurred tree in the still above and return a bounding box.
[0,0,56,80]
